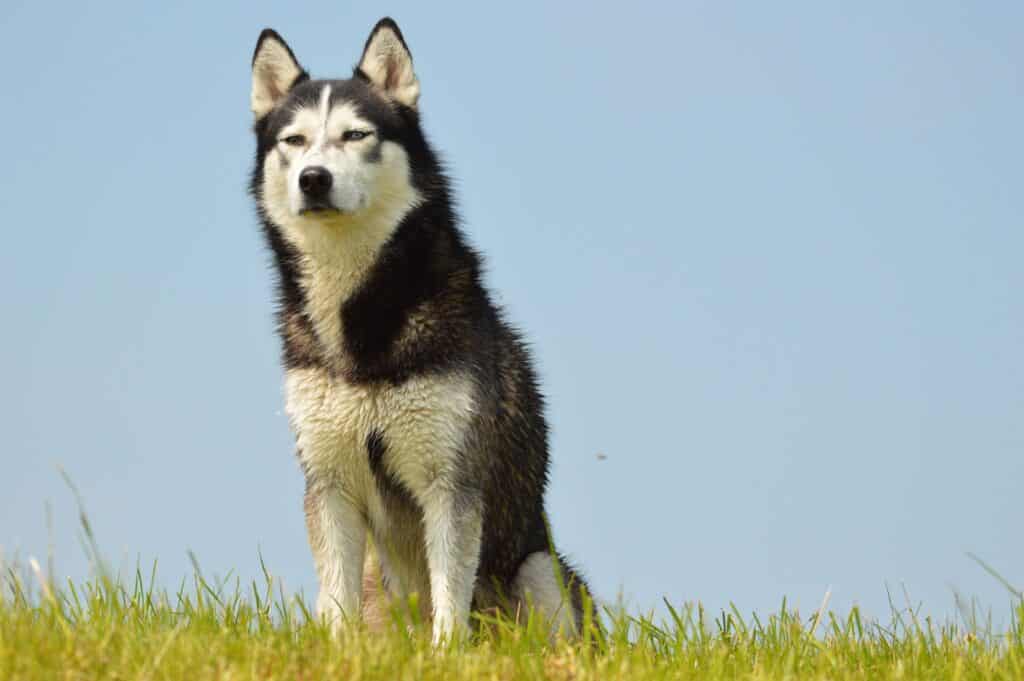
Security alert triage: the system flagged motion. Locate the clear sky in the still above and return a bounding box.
[2,1,1021,625]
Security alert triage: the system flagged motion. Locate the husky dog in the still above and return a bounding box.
[249,18,590,643]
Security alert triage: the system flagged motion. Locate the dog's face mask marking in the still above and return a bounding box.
[264,86,415,221]
[251,25,421,240]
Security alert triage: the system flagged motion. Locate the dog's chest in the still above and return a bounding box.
[284,367,477,503]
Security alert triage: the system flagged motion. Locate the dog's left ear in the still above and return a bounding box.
[355,18,420,109]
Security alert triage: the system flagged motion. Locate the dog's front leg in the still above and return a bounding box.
[304,482,367,630]
[420,486,482,645]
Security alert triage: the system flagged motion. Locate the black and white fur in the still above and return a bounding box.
[249,18,590,643]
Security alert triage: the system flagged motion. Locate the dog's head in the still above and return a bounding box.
[250,19,426,241]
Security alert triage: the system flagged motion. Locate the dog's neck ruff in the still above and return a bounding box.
[285,194,420,369]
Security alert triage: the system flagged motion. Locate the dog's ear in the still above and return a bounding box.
[355,18,420,109]
[251,29,308,120]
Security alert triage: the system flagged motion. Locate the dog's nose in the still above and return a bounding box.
[299,166,332,198]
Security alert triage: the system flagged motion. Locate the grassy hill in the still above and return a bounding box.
[2,560,1021,680]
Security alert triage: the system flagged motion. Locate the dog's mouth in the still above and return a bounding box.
[298,202,343,216]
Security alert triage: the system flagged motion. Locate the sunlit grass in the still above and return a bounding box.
[1,481,1021,680]
[3,554,1022,680]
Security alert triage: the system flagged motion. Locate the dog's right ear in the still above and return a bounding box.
[251,29,307,120]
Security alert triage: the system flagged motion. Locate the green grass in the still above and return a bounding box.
[2,557,1022,681]
[3,484,1022,680]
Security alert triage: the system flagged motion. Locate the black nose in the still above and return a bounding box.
[299,166,332,198]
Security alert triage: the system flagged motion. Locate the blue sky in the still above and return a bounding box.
[1,1,1021,624]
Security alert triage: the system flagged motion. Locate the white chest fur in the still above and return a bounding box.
[290,222,393,362]
[284,367,478,507]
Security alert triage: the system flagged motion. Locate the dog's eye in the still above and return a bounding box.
[281,135,306,146]
[342,130,372,142]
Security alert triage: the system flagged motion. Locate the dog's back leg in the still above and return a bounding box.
[511,551,594,638]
